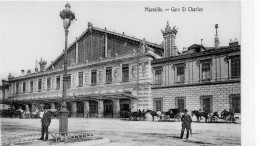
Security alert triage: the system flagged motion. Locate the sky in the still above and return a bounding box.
[0,1,241,83]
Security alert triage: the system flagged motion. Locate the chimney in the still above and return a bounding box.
[229,38,239,47]
[88,22,93,29]
[214,24,220,48]
[27,70,31,74]
[21,70,25,75]
[39,58,47,72]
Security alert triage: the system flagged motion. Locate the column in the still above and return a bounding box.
[50,103,55,109]
[71,102,77,118]
[24,104,30,119]
[83,101,89,118]
[113,99,120,118]
[98,100,104,118]
[25,105,29,111]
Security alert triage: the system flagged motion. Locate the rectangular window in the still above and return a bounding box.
[56,76,60,90]
[91,70,97,85]
[176,97,186,112]
[154,67,162,85]
[38,79,42,92]
[67,75,71,88]
[89,101,98,115]
[200,96,212,113]
[30,81,33,93]
[176,66,185,83]
[78,72,83,87]
[230,95,241,113]
[202,62,211,81]
[47,77,51,91]
[23,82,26,93]
[106,67,112,84]
[153,98,163,112]
[231,56,240,78]
[16,83,19,94]
[122,64,129,82]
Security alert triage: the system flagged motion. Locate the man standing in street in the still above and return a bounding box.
[39,109,52,141]
[180,109,192,139]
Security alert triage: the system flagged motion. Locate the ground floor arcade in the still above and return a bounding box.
[3,93,137,118]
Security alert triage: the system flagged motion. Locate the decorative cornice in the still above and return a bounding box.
[152,80,240,89]
[9,53,156,83]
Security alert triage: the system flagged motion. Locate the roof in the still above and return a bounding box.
[46,25,163,70]
[152,45,240,65]
[188,44,206,51]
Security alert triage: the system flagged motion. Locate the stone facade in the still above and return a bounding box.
[152,82,240,113]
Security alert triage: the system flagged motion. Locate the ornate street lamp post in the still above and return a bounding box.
[59,3,75,134]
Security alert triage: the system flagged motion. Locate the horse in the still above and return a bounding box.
[191,110,209,122]
[14,109,24,118]
[145,110,158,121]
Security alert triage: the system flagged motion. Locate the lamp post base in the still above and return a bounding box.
[59,101,68,134]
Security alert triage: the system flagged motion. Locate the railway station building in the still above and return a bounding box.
[0,22,240,118]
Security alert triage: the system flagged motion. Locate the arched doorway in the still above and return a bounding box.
[20,105,26,111]
[55,103,61,111]
[43,103,51,109]
[120,99,131,112]
[76,101,84,118]
[89,100,98,118]
[104,100,113,118]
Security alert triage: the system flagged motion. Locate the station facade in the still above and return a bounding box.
[0,22,240,118]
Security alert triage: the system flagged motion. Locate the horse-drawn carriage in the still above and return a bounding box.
[220,109,236,123]
[146,109,181,122]
[192,109,236,123]
[158,109,181,122]
[0,109,24,118]
[120,110,146,121]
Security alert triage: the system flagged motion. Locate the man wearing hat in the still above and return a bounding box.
[180,109,192,139]
[39,108,53,141]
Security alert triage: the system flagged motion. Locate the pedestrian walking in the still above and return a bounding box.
[180,109,192,139]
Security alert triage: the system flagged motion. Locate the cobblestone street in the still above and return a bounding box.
[1,118,240,146]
